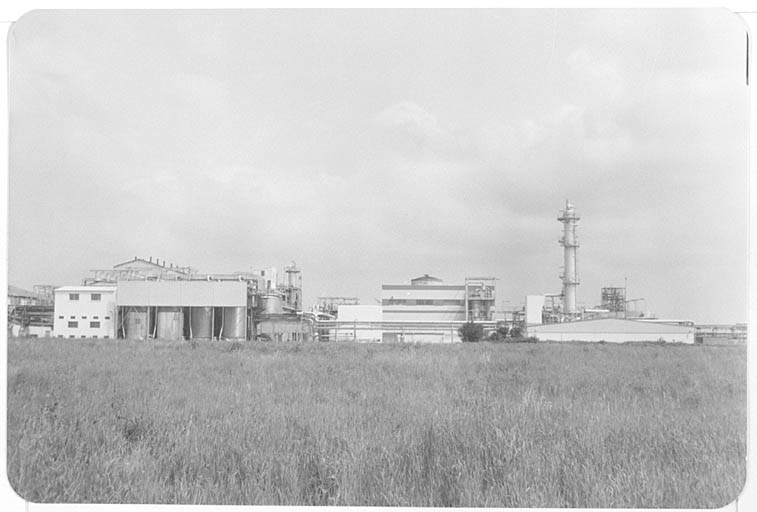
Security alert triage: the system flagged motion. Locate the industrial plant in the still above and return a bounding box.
[7,201,746,345]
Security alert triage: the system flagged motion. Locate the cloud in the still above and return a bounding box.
[374,101,443,138]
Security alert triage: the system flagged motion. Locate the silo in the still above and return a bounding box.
[189,307,213,340]
[156,307,184,340]
[125,307,149,340]
[222,307,246,340]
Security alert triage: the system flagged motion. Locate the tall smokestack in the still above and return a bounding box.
[558,200,580,317]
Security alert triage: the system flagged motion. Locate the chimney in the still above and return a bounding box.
[149,256,152,263]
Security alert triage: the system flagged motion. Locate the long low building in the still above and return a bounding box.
[527,318,696,344]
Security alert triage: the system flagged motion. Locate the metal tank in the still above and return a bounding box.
[470,299,483,321]
[189,306,213,340]
[125,307,149,340]
[221,307,246,340]
[156,307,184,340]
[261,294,283,315]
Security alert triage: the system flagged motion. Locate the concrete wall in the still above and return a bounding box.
[53,287,117,339]
[528,318,695,344]
[525,295,545,325]
[382,331,459,343]
[332,305,383,342]
[336,305,382,322]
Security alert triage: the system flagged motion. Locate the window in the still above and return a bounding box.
[90,321,100,328]
[68,321,78,328]
[69,335,75,338]
[91,293,101,301]
[69,293,79,301]
[93,335,98,339]
[81,335,86,338]
[82,316,87,319]
[70,316,75,319]
[104,336,110,339]
[93,316,99,319]
[58,316,63,319]
[104,316,111,320]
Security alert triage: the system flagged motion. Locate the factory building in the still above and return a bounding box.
[8,284,56,338]
[381,275,497,343]
[528,318,695,344]
[53,286,117,339]
[255,290,311,342]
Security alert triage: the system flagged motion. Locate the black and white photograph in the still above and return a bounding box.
[4,7,749,508]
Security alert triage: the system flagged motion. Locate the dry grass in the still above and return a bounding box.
[7,338,746,507]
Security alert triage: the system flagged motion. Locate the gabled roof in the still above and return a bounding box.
[113,257,192,274]
[410,274,444,284]
[113,257,163,269]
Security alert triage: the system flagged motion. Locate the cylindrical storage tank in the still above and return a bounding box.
[222,307,246,340]
[189,307,213,340]
[156,307,184,340]
[125,307,149,340]
[261,294,283,315]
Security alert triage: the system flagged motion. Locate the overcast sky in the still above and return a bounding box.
[7,9,748,323]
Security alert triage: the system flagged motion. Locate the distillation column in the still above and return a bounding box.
[558,200,580,318]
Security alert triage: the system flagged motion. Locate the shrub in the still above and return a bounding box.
[458,322,485,342]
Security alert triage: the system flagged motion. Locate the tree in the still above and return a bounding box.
[487,325,510,342]
[458,322,485,342]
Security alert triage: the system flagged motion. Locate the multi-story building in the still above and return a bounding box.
[53,286,117,339]
[380,275,496,343]
[382,274,466,323]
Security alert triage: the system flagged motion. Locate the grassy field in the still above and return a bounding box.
[6,338,746,507]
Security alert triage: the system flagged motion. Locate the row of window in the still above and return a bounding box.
[68,293,102,301]
[382,299,465,306]
[67,321,101,328]
[58,315,110,320]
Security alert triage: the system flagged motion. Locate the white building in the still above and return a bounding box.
[333,305,383,342]
[381,275,496,343]
[53,286,117,339]
[527,318,695,344]
[382,275,467,323]
[525,294,546,325]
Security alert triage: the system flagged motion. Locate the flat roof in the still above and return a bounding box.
[55,286,117,292]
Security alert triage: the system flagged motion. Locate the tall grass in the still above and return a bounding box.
[7,338,746,507]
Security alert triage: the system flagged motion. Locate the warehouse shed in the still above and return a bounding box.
[527,318,695,344]
[116,280,249,340]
